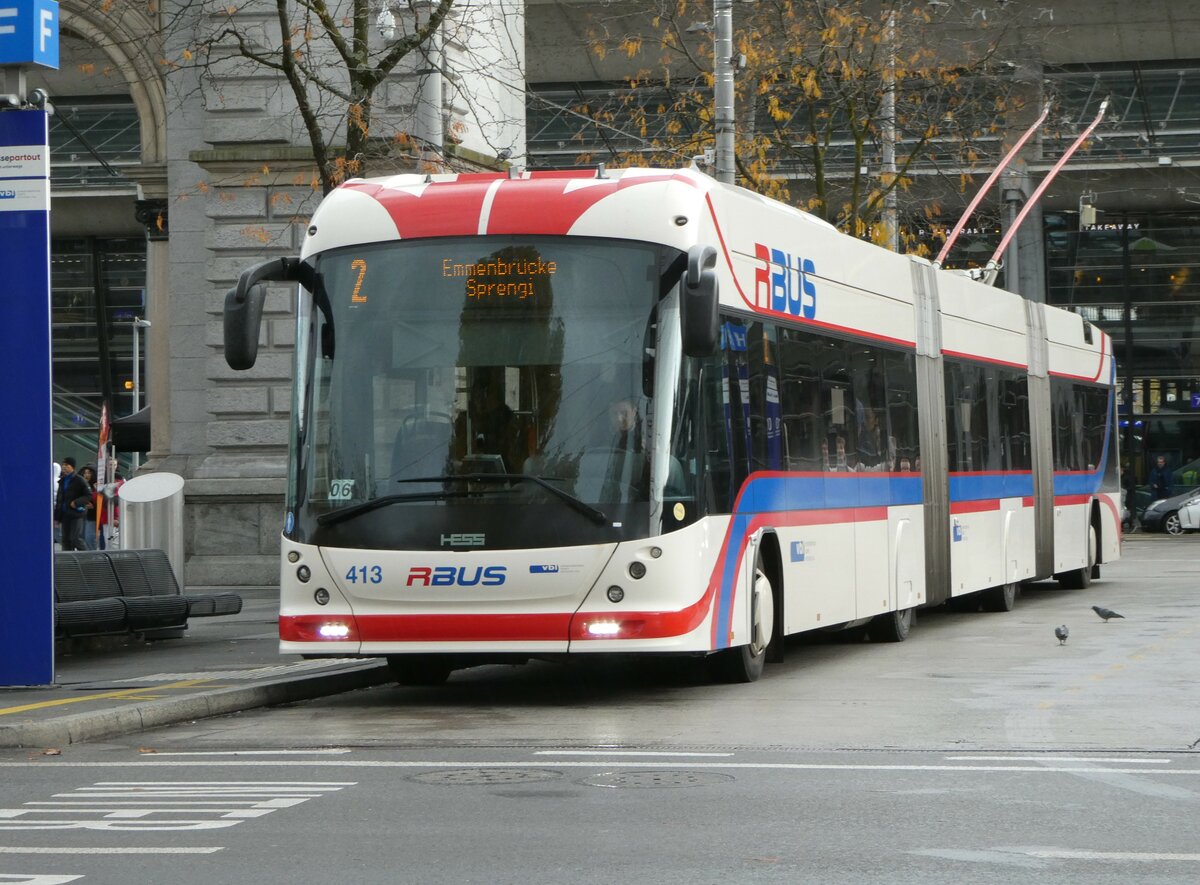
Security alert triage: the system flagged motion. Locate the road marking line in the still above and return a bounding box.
[31,796,279,801]
[90,781,356,785]
[147,749,353,756]
[0,680,213,716]
[945,756,1171,764]
[3,760,1196,775]
[532,751,735,757]
[0,847,223,854]
[1023,849,1200,862]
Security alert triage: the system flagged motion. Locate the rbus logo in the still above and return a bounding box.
[754,243,816,319]
[406,566,507,586]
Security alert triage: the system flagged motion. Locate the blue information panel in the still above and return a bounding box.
[0,108,53,685]
[0,0,59,69]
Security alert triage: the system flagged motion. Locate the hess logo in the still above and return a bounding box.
[406,566,506,586]
[754,243,816,319]
[441,533,485,547]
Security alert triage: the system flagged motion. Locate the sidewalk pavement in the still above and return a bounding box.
[0,588,391,750]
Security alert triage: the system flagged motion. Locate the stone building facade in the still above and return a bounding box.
[35,1,1200,586]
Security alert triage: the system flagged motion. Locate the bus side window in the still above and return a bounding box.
[700,358,735,512]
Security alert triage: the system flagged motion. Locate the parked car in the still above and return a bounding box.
[1140,488,1200,534]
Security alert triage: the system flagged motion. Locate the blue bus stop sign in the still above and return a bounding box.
[0,108,53,686]
[0,0,59,69]
[1,1,58,686]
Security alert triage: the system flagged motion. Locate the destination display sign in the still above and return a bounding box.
[442,255,557,301]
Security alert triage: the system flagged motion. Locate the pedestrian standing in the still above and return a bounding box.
[80,465,99,550]
[1148,454,1172,502]
[54,457,91,552]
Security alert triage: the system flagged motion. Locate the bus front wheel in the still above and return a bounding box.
[708,566,775,683]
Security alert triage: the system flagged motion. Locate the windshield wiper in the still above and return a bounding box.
[317,489,476,526]
[397,473,610,525]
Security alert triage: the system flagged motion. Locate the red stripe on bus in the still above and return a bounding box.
[284,606,718,646]
[1054,494,1092,506]
[355,613,572,642]
[1098,494,1121,541]
[942,349,1028,370]
[950,499,1001,514]
[571,594,714,642]
[1049,331,1108,383]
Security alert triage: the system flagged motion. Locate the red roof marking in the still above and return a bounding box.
[342,180,491,239]
[483,173,694,236]
[343,172,702,239]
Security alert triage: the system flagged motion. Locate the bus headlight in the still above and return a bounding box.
[297,565,311,583]
[628,561,646,580]
[314,588,330,605]
[606,585,625,603]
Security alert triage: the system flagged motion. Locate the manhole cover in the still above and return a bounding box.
[410,768,565,786]
[580,770,735,789]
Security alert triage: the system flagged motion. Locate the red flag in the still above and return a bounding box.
[96,402,111,533]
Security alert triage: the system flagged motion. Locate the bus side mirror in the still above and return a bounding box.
[682,244,719,357]
[223,257,309,369]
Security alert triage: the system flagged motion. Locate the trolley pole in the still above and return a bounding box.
[0,0,59,687]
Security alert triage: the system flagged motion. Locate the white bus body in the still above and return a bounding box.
[224,166,1119,682]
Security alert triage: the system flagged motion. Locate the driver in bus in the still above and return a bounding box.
[455,372,526,474]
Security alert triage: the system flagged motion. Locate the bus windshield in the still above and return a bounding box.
[288,236,687,550]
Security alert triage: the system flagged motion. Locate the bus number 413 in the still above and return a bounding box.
[346,565,383,584]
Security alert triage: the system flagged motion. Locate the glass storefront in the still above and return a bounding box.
[51,238,147,468]
[1046,211,1200,499]
[48,94,145,470]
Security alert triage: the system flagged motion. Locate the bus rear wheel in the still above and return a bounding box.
[1057,525,1097,590]
[981,582,1018,612]
[708,566,775,683]
[868,607,913,642]
[387,655,453,686]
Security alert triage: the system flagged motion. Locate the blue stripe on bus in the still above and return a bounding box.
[735,473,924,513]
[714,473,923,648]
[1053,470,1105,497]
[948,473,1035,500]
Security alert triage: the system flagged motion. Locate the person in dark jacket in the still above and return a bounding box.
[1148,454,1172,502]
[80,465,99,550]
[54,457,92,551]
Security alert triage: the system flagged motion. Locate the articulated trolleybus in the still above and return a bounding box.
[224,165,1119,684]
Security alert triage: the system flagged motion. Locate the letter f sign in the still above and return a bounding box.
[39,7,52,51]
[26,0,60,69]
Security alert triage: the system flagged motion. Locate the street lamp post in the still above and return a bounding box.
[714,0,735,184]
[131,318,150,469]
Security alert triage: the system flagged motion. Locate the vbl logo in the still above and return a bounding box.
[754,243,816,319]
[406,566,506,586]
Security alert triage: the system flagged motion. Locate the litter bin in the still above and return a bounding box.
[118,472,186,586]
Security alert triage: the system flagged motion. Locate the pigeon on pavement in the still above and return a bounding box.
[1054,625,1069,644]
[1092,605,1125,622]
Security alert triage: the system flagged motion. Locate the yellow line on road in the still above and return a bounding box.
[0,680,213,717]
